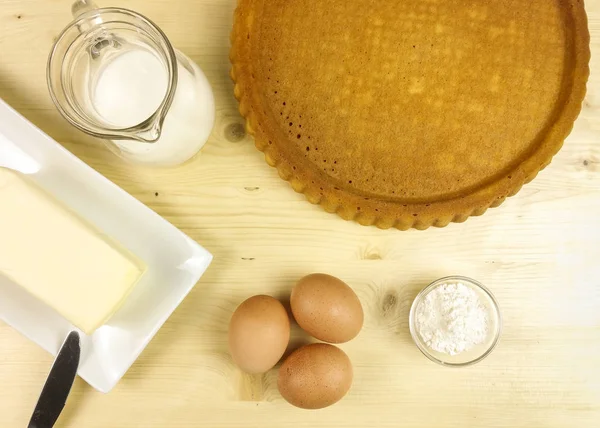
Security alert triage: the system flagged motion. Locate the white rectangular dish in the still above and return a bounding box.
[0,98,212,393]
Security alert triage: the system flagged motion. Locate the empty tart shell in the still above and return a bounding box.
[231,0,590,229]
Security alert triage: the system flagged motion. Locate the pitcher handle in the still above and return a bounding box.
[71,0,98,19]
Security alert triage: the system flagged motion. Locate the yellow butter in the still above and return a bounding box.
[0,167,146,335]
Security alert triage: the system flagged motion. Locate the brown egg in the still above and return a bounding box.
[228,295,290,373]
[291,273,364,343]
[278,343,353,409]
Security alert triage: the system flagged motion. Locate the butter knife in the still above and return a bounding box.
[28,331,81,428]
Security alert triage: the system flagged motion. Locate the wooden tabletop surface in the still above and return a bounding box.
[1,1,600,427]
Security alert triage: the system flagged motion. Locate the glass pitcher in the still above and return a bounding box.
[47,0,215,166]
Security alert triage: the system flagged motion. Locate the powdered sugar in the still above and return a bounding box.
[415,282,490,356]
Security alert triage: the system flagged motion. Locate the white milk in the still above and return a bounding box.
[92,49,215,166]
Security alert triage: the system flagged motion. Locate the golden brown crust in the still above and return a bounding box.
[231,0,590,229]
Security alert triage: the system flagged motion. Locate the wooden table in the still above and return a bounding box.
[1,1,600,427]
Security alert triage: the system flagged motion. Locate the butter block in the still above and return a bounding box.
[0,168,146,335]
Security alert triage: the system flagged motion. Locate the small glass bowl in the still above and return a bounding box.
[409,276,502,367]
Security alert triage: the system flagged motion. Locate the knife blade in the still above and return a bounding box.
[28,331,81,428]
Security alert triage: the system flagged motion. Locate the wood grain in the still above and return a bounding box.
[1,0,600,427]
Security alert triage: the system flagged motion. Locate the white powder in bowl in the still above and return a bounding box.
[415,282,490,356]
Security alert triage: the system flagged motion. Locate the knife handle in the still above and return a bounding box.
[27,331,81,428]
